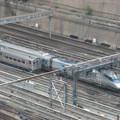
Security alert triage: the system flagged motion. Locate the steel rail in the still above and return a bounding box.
[0,69,62,87]
[3,23,116,54]
[0,66,119,118]
[0,90,80,120]
[0,35,92,61]
[0,26,109,56]
[0,88,111,120]
[33,81,120,119]
[0,74,119,120]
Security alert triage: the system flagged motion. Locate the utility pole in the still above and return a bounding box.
[49,74,53,107]
[49,16,52,38]
[63,69,67,112]
[73,72,77,105]
[117,115,119,120]
[4,0,16,17]
[4,0,10,17]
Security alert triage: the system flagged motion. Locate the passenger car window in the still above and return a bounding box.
[5,56,8,59]
[13,58,16,61]
[18,60,21,62]
[9,57,12,60]
[22,61,25,64]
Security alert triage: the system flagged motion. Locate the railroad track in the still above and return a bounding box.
[0,24,116,58]
[0,111,18,120]
[0,65,119,120]
[2,31,105,58]
[0,84,114,120]
[0,95,56,120]
[33,76,120,110]
[4,23,117,54]
[0,59,120,109]
[0,36,93,62]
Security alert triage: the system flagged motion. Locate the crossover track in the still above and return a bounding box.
[0,65,120,120]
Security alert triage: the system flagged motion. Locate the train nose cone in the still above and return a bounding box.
[115,83,120,90]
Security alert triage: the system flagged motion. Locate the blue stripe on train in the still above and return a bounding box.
[58,58,76,64]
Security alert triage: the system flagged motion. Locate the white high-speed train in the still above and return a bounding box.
[0,40,120,90]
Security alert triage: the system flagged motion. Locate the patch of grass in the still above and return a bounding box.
[19,0,28,2]
[70,9,77,12]
[85,5,92,15]
[27,1,35,4]
[52,6,59,9]
[38,3,44,6]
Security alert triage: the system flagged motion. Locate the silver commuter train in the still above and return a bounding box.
[0,45,41,72]
[0,40,75,71]
[0,40,120,90]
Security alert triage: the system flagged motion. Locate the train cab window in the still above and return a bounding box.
[9,57,12,60]
[102,70,118,81]
[5,56,8,59]
[22,61,25,64]
[33,62,35,67]
[13,58,16,61]
[18,60,21,62]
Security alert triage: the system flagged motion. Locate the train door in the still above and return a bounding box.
[95,73,101,85]
[41,59,49,71]
[50,58,53,71]
[90,70,101,85]
[25,60,31,71]
[34,58,41,70]
[0,52,2,60]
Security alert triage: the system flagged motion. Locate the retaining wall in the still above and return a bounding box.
[1,2,120,48]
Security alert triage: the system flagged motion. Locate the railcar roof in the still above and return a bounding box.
[53,58,76,65]
[0,40,48,56]
[0,47,39,60]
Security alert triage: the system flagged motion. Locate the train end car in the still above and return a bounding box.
[0,46,41,72]
[100,70,120,90]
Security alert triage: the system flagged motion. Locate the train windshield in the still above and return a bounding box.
[108,72,117,80]
[101,70,118,81]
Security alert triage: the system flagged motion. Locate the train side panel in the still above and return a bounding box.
[51,58,75,71]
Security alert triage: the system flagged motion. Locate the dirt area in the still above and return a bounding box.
[0,110,19,120]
